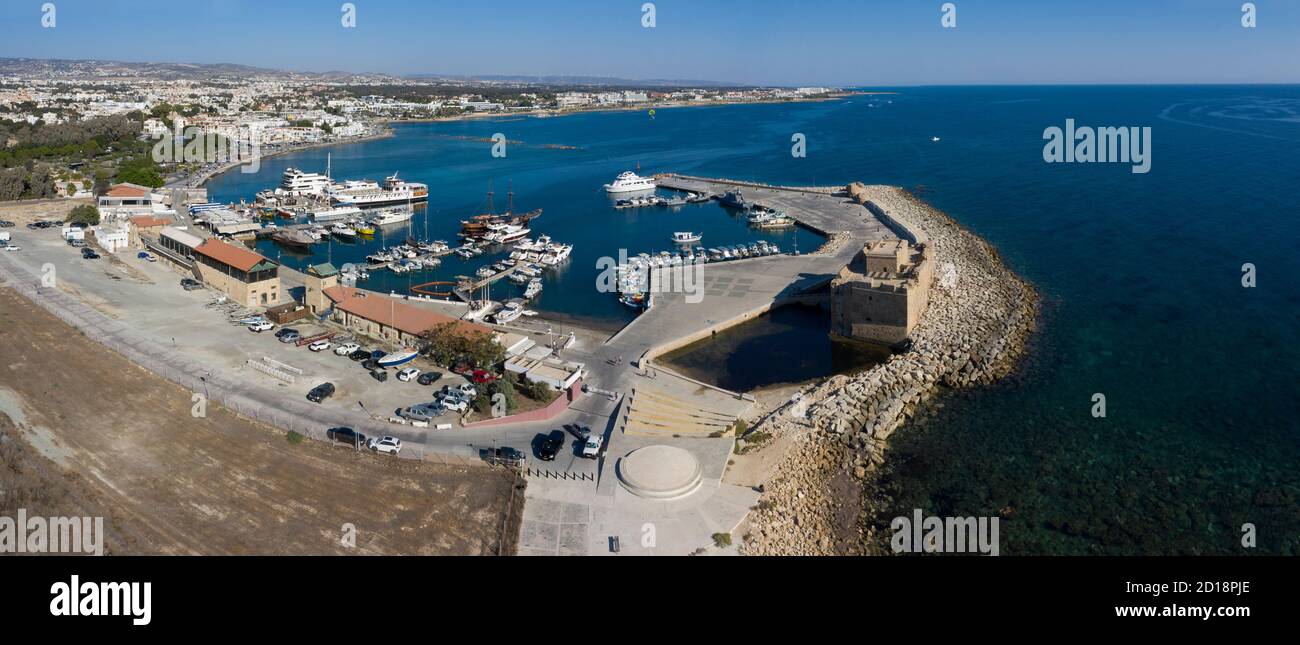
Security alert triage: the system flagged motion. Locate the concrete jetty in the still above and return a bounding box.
[608,175,900,373]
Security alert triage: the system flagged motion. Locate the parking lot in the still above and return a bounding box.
[1,224,510,436]
[0,221,628,467]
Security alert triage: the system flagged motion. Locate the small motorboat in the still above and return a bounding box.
[377,350,419,368]
[671,231,703,244]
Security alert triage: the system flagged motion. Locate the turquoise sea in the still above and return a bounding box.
[208,86,1300,554]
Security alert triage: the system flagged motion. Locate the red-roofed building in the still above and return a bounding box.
[322,286,491,345]
[127,215,173,248]
[98,183,164,220]
[193,239,280,307]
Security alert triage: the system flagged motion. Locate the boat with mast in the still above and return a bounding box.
[459,181,542,239]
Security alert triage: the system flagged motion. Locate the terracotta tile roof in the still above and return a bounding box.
[195,239,276,273]
[130,216,172,228]
[323,286,491,338]
[105,183,151,198]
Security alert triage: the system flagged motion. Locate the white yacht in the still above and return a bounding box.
[484,224,530,244]
[604,171,656,194]
[523,279,543,300]
[329,223,358,240]
[311,205,363,223]
[279,167,333,197]
[369,207,414,227]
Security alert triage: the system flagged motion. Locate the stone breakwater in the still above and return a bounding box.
[742,185,1039,556]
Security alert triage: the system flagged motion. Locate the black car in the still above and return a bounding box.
[566,425,592,441]
[307,382,336,403]
[482,447,526,469]
[370,369,388,383]
[362,359,379,371]
[81,247,100,260]
[0,220,14,228]
[348,348,371,362]
[275,328,300,340]
[327,427,367,446]
[417,371,442,386]
[537,430,566,462]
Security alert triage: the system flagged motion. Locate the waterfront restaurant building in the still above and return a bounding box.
[193,239,281,308]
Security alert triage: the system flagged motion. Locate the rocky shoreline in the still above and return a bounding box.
[741,185,1039,556]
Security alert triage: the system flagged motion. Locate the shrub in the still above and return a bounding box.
[286,431,305,445]
[712,533,732,548]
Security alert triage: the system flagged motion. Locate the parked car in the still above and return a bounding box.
[581,433,604,459]
[397,368,421,382]
[248,321,274,333]
[180,278,204,291]
[368,436,403,455]
[0,220,14,228]
[482,447,526,469]
[469,369,498,385]
[370,368,389,383]
[348,348,371,362]
[307,382,336,403]
[308,340,332,352]
[2,245,20,252]
[438,395,468,412]
[275,328,300,343]
[537,430,566,462]
[334,342,360,356]
[401,403,443,422]
[566,425,592,441]
[327,427,367,447]
[80,248,100,260]
[455,384,478,398]
[417,372,441,386]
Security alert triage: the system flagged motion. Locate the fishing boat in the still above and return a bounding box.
[476,266,496,278]
[620,292,648,309]
[671,231,703,244]
[377,350,419,368]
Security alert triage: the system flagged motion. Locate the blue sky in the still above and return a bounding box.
[1,0,1297,85]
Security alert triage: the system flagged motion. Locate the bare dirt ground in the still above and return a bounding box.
[0,284,524,555]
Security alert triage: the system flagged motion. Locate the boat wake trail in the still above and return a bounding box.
[1156,97,1300,142]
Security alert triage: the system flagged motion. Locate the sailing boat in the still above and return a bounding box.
[459,180,542,239]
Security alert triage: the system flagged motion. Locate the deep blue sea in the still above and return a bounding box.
[208,87,1300,554]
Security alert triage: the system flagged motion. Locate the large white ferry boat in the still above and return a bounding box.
[603,171,656,193]
[279,167,333,196]
[328,173,429,208]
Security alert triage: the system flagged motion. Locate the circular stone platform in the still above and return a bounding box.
[616,445,704,500]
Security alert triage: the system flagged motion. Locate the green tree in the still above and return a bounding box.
[115,156,163,188]
[66,204,101,227]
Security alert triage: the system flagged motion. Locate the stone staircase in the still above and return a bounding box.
[621,387,738,438]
